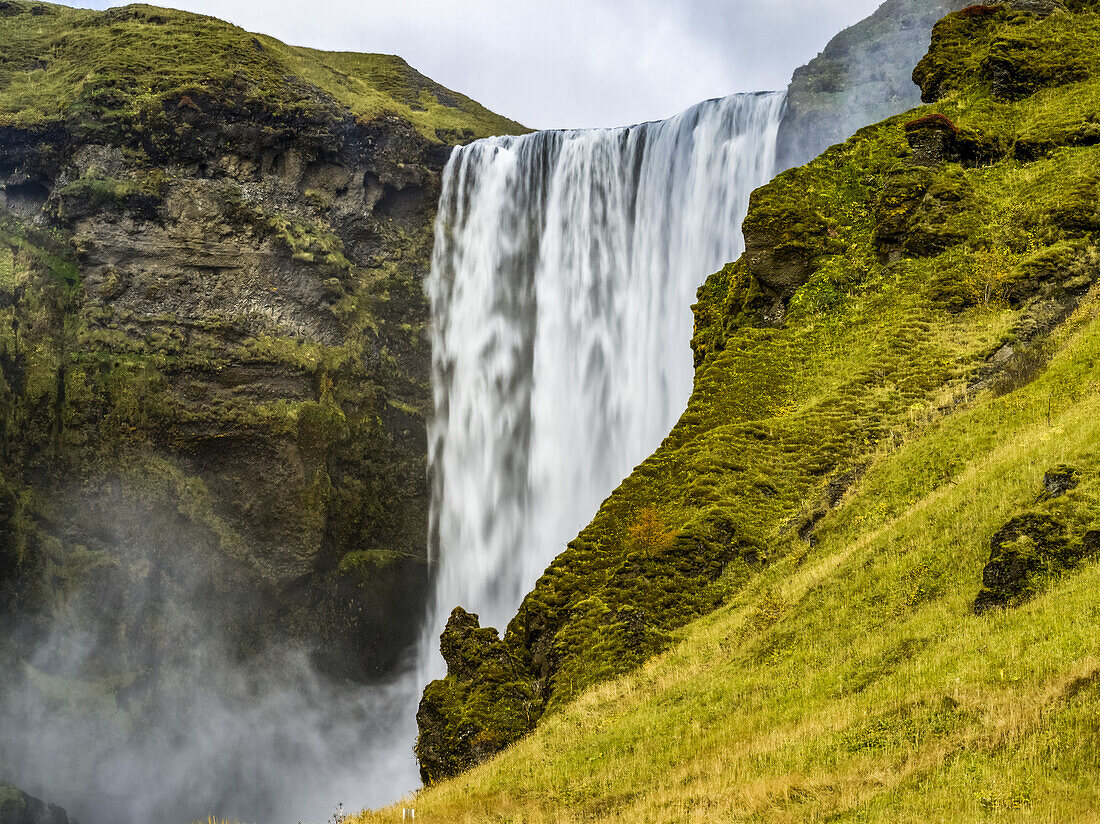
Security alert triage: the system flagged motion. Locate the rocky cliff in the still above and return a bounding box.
[415,0,1100,786]
[0,0,525,697]
[775,0,973,170]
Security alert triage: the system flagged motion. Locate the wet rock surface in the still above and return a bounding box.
[0,786,74,824]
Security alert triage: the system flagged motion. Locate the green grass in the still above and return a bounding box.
[0,1,525,141]
[405,0,1100,809]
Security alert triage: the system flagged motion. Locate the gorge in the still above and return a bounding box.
[5,0,1099,822]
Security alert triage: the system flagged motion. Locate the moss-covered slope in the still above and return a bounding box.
[0,0,526,701]
[0,1,525,142]
[412,0,1100,792]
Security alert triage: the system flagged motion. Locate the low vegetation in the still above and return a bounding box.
[0,1,524,141]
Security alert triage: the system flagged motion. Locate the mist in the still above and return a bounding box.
[0,495,423,824]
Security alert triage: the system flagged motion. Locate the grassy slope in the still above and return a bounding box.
[372,292,1100,822]
[389,1,1100,817]
[0,1,525,140]
[374,324,1100,823]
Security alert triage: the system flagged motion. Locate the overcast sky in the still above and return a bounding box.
[68,0,885,129]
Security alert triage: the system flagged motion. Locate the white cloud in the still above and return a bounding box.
[68,0,885,128]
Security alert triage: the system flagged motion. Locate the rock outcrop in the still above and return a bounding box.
[775,0,974,171]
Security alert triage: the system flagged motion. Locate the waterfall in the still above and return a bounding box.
[424,91,786,657]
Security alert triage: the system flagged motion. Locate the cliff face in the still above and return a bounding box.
[0,0,525,684]
[415,0,1100,785]
[775,0,973,170]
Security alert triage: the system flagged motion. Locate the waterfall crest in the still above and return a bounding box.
[425,92,786,654]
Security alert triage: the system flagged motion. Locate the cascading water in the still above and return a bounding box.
[424,91,786,661]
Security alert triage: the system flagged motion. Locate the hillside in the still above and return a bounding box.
[0,0,524,667]
[0,1,524,142]
[398,0,1100,817]
[0,3,525,817]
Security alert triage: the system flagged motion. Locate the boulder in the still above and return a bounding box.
[1040,465,1080,500]
[0,786,74,824]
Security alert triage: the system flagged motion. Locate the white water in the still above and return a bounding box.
[424,91,786,660]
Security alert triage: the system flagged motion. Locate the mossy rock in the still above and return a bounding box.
[903,165,984,258]
[974,500,1100,613]
[913,5,1010,102]
[1039,465,1081,500]
[416,607,539,784]
[1007,241,1100,305]
[875,165,936,263]
[980,33,1090,101]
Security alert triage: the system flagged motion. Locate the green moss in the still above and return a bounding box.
[263,213,353,272]
[336,549,406,576]
[0,1,526,141]
[0,245,14,293]
[56,168,169,215]
[913,5,1013,103]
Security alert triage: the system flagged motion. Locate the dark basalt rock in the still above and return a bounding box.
[0,786,74,824]
[1040,465,1080,500]
[974,512,1068,612]
[904,113,959,166]
[741,181,830,317]
[1009,0,1066,18]
[974,508,1099,613]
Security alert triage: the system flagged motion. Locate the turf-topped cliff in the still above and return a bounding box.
[0,1,522,141]
[0,0,525,698]
[406,1,1100,813]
